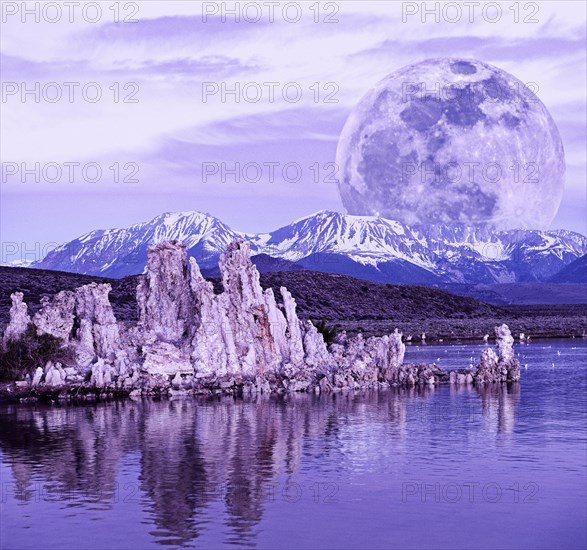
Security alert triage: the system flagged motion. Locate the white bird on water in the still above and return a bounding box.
[557,351,561,356]
[552,363,555,368]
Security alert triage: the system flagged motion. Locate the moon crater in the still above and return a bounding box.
[336,58,565,230]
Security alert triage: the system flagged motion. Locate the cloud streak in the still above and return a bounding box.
[1,0,585,242]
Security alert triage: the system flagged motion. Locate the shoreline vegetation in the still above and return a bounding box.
[0,239,570,404]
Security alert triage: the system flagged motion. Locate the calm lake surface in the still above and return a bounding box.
[1,340,586,550]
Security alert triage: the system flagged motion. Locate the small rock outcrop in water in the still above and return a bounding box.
[450,324,520,385]
[325,330,447,390]
[474,324,520,383]
[1,240,521,396]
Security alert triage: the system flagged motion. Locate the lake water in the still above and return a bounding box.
[1,340,586,550]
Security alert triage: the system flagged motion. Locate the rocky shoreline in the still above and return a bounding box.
[1,240,520,404]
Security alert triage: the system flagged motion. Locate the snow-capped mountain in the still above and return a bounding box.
[34,211,243,279]
[32,210,587,284]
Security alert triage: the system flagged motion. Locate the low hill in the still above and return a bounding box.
[1,266,585,340]
[258,271,502,321]
[439,283,587,305]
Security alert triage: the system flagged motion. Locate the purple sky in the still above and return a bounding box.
[1,1,586,261]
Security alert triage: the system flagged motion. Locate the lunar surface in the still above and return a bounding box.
[335,58,565,230]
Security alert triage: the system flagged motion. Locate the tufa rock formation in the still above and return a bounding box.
[33,290,76,342]
[474,324,520,383]
[1,240,521,396]
[31,283,122,368]
[135,240,331,381]
[450,324,520,384]
[136,241,194,342]
[74,283,122,367]
[2,292,31,348]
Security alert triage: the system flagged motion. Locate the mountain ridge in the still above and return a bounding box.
[548,254,587,283]
[31,210,587,284]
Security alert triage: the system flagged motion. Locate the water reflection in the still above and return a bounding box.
[0,385,521,547]
[477,382,521,437]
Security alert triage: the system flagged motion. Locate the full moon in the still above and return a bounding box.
[335,58,565,230]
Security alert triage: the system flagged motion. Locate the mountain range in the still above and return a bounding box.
[31,210,587,285]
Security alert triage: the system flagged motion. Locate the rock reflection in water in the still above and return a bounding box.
[0,386,519,547]
[477,382,520,437]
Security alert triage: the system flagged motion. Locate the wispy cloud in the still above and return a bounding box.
[1,0,585,241]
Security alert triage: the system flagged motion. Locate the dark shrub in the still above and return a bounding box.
[0,325,74,382]
[313,319,338,346]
